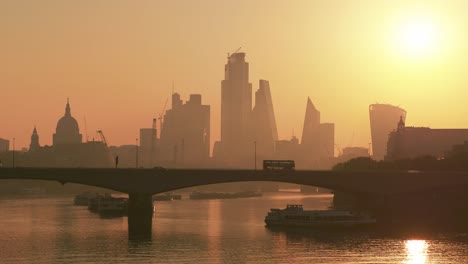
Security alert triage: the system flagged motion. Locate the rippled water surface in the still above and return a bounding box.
[0,193,467,263]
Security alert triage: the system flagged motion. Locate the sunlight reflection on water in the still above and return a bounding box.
[405,240,428,264]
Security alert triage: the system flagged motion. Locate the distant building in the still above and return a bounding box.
[0,100,114,168]
[369,104,406,160]
[318,123,335,158]
[252,80,278,157]
[386,117,468,160]
[337,147,369,163]
[220,52,253,166]
[29,127,40,152]
[301,97,321,148]
[275,136,300,160]
[159,93,210,167]
[109,145,138,168]
[53,99,82,145]
[0,138,9,153]
[446,141,468,158]
[139,124,158,168]
[300,97,335,168]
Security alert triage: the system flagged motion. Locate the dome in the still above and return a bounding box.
[56,115,80,135]
[53,99,82,145]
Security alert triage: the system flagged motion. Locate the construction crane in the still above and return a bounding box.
[335,144,343,157]
[158,97,168,137]
[96,130,108,146]
[227,47,242,58]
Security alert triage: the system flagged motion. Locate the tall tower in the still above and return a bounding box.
[220,52,253,165]
[301,97,321,146]
[252,79,278,157]
[29,126,40,152]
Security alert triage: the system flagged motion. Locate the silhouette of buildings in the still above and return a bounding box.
[252,80,278,158]
[219,52,253,166]
[53,99,82,145]
[336,147,369,163]
[447,141,468,158]
[275,136,300,160]
[29,127,40,152]
[301,97,321,148]
[299,97,335,168]
[109,145,138,168]
[0,138,9,153]
[139,120,158,168]
[159,93,210,167]
[386,117,468,160]
[369,104,406,160]
[0,100,113,168]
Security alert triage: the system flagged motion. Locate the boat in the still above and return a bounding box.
[97,194,128,218]
[74,192,100,206]
[264,204,376,229]
[189,190,262,200]
[153,193,182,201]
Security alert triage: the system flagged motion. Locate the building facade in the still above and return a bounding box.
[160,93,210,167]
[220,52,253,166]
[0,138,9,153]
[252,79,278,158]
[386,117,468,160]
[369,104,406,160]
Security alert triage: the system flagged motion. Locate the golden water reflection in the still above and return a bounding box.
[405,240,429,264]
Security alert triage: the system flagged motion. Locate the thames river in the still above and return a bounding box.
[0,192,467,263]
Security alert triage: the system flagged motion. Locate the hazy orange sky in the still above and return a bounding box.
[2,0,468,152]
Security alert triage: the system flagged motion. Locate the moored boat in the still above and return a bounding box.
[265,204,376,229]
[97,194,128,218]
[74,192,100,206]
[153,193,182,201]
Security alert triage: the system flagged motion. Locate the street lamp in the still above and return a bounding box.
[136,138,139,168]
[12,137,15,168]
[254,141,257,171]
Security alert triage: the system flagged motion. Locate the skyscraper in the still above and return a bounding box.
[252,80,278,157]
[139,125,157,168]
[369,104,406,160]
[0,138,9,153]
[301,97,321,149]
[299,97,335,168]
[160,93,210,167]
[220,52,253,165]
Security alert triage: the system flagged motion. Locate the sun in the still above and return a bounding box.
[395,17,440,58]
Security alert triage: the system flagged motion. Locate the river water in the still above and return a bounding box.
[0,193,467,263]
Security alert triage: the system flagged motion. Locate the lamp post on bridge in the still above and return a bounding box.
[254,140,257,171]
[12,137,15,168]
[135,138,139,169]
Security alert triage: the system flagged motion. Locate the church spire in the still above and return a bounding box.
[65,98,71,116]
[29,126,40,152]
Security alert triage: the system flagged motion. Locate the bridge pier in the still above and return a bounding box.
[128,193,153,240]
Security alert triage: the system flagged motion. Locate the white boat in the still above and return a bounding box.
[265,204,376,229]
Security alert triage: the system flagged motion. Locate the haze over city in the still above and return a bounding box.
[3,0,468,150]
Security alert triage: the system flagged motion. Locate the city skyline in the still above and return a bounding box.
[3,1,468,151]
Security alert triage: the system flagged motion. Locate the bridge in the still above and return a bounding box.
[1,168,467,239]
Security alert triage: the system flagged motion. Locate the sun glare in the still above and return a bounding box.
[395,17,441,58]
